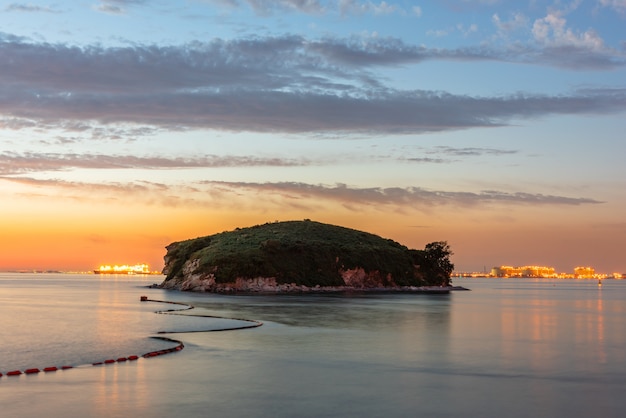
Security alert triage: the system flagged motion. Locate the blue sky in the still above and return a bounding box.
[0,0,625,273]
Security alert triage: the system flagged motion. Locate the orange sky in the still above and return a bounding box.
[2,181,624,274]
[1,2,625,275]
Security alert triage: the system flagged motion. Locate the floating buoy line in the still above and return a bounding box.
[1,296,262,378]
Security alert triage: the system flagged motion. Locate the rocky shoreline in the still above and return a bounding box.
[157,275,469,294]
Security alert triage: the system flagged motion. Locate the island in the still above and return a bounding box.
[159,220,456,293]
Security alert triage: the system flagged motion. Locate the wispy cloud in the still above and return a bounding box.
[401,146,518,163]
[0,152,311,175]
[0,33,624,137]
[598,0,626,14]
[0,118,160,143]
[202,181,604,208]
[206,0,325,15]
[404,157,449,164]
[1,177,603,210]
[94,0,146,15]
[0,147,519,176]
[430,146,518,157]
[5,3,61,13]
[205,0,408,16]
[338,0,400,16]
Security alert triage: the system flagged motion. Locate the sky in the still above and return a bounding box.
[0,0,625,274]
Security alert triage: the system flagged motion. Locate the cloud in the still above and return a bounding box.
[4,85,626,135]
[339,0,399,16]
[94,0,147,15]
[2,176,152,195]
[0,34,625,136]
[0,147,518,178]
[95,4,124,14]
[532,11,603,49]
[207,0,325,15]
[206,0,407,16]
[598,0,626,13]
[401,146,518,164]
[490,7,625,70]
[492,12,528,36]
[1,177,603,210]
[458,23,478,37]
[525,5,624,69]
[404,157,449,164]
[431,146,518,157]
[0,152,311,175]
[0,118,160,142]
[197,181,606,208]
[5,3,61,13]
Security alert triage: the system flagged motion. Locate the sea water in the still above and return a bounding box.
[1,274,625,417]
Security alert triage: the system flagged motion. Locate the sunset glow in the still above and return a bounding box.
[1,1,624,274]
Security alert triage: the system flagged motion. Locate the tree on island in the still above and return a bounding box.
[421,241,454,286]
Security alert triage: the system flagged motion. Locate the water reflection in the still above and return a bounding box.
[93,360,150,417]
[596,295,606,363]
[179,293,454,378]
[573,289,606,364]
[190,293,452,331]
[451,278,625,378]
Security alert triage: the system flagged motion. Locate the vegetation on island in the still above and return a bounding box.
[162,220,454,290]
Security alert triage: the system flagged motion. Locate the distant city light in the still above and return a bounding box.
[455,265,623,279]
[94,264,153,274]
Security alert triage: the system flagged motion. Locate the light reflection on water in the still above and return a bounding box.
[1,275,626,417]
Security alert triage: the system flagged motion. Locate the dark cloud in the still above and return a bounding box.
[0,34,625,135]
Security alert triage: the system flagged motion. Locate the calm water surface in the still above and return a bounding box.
[1,274,625,417]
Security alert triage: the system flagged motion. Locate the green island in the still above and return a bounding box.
[159,220,456,293]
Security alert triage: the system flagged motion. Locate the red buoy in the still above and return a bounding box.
[128,355,139,361]
[43,366,58,372]
[117,357,127,362]
[61,365,73,370]
[104,359,115,364]
[25,368,40,374]
[7,370,22,376]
